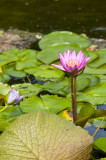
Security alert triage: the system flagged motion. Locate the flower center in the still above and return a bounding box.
[68,61,78,67]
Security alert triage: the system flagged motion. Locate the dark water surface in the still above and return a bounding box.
[0,0,106,38]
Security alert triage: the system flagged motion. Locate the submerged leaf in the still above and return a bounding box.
[0,111,93,160]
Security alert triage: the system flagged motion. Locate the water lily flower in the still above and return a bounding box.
[52,49,90,75]
[6,89,23,105]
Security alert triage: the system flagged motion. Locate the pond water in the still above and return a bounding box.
[0,0,106,38]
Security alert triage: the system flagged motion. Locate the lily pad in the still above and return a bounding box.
[0,49,19,66]
[96,75,106,84]
[0,105,22,132]
[76,92,106,105]
[39,31,90,49]
[40,94,71,114]
[84,83,106,96]
[24,65,65,81]
[84,66,106,75]
[75,108,106,127]
[0,110,93,160]
[0,73,10,83]
[58,102,95,122]
[43,76,91,96]
[0,83,11,96]
[88,49,106,68]
[79,74,100,87]
[20,95,45,113]
[12,83,42,98]
[37,43,97,65]
[16,49,41,70]
[2,62,26,78]
[94,137,106,153]
[76,105,95,127]
[43,77,70,95]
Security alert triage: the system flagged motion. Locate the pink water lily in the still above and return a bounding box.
[52,49,90,75]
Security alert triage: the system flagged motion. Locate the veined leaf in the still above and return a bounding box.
[0,111,93,160]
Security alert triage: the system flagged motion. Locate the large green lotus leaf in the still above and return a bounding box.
[16,49,41,70]
[75,92,106,105]
[84,83,106,96]
[88,49,106,68]
[0,105,22,132]
[12,83,42,98]
[2,62,26,78]
[0,110,94,160]
[94,137,106,153]
[84,66,106,74]
[39,31,90,49]
[0,49,19,66]
[0,83,11,96]
[20,95,45,113]
[79,74,100,87]
[24,65,65,81]
[37,43,97,65]
[92,117,106,129]
[41,94,72,113]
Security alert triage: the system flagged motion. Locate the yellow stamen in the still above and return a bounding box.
[68,61,78,67]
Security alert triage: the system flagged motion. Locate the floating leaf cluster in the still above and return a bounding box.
[0,31,105,159]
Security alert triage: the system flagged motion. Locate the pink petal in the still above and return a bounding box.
[85,57,91,62]
[71,50,76,61]
[64,51,69,64]
[59,53,66,67]
[52,64,66,71]
[77,50,84,61]
[67,49,71,58]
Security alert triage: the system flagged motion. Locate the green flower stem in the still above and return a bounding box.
[0,105,8,113]
[74,77,77,122]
